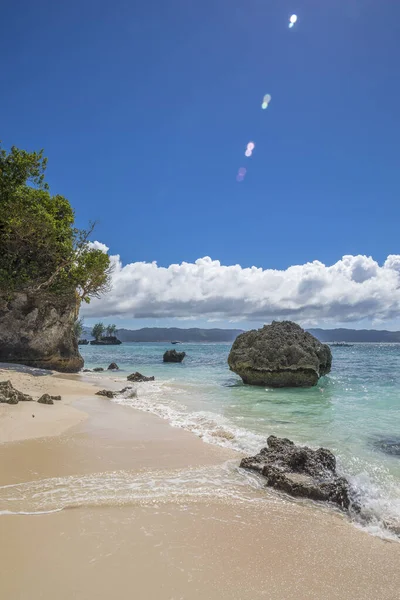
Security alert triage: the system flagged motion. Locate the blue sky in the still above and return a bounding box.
[1,0,400,330]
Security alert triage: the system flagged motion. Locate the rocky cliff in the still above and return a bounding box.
[0,290,83,372]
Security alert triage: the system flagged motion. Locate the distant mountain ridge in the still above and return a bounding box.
[308,328,400,343]
[114,327,243,343]
[83,326,400,343]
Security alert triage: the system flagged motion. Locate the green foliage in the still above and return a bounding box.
[106,324,117,337]
[74,318,84,339]
[91,322,105,341]
[0,143,112,306]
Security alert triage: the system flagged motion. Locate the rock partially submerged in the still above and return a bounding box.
[93,367,104,372]
[163,350,186,363]
[228,321,332,387]
[0,380,33,404]
[95,389,115,398]
[240,436,351,510]
[96,386,137,399]
[107,363,119,370]
[127,372,155,382]
[372,435,400,457]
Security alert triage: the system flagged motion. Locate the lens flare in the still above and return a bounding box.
[289,14,297,28]
[236,167,247,182]
[247,142,255,151]
[261,94,271,109]
[245,149,252,157]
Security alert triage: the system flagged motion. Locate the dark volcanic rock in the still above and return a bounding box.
[127,372,155,382]
[0,291,83,373]
[50,395,62,401]
[228,321,332,387]
[107,363,119,370]
[83,369,91,372]
[0,380,33,404]
[38,393,54,405]
[240,435,351,509]
[96,386,137,399]
[96,389,115,398]
[90,337,121,346]
[93,367,104,372]
[163,350,186,363]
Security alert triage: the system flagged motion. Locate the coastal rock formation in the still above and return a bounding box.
[228,321,332,387]
[93,367,104,372]
[163,350,186,363]
[90,337,121,346]
[38,393,53,405]
[0,291,83,373]
[127,372,155,382]
[0,380,33,404]
[240,436,350,509]
[107,363,119,370]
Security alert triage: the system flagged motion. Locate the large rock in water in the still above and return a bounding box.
[163,350,186,363]
[0,291,83,373]
[241,436,351,509]
[228,321,332,387]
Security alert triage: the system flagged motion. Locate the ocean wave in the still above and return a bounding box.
[110,379,400,541]
[0,462,272,515]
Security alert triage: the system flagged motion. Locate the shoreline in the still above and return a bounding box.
[1,365,400,599]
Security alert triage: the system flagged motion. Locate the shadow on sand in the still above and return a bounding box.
[0,363,53,377]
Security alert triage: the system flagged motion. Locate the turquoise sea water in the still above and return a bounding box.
[80,342,400,535]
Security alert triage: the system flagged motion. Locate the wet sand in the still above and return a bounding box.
[1,368,400,599]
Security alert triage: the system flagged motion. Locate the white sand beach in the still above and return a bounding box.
[1,367,399,600]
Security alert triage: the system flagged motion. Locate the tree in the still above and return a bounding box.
[0,143,112,308]
[91,323,105,341]
[109,324,117,337]
[74,318,84,339]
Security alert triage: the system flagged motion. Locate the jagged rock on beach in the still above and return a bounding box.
[51,395,62,401]
[96,386,137,399]
[93,367,104,372]
[0,380,33,404]
[38,393,54,405]
[240,435,351,510]
[96,389,115,398]
[127,372,155,382]
[163,350,186,363]
[107,363,119,370]
[228,321,332,387]
[83,369,91,372]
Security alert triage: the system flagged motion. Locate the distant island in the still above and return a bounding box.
[81,326,400,344]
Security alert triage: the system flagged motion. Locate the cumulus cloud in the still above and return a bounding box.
[80,252,400,324]
[87,241,109,253]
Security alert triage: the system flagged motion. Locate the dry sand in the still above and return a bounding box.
[1,366,399,600]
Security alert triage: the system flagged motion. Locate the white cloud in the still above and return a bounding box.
[87,240,109,253]
[80,252,400,324]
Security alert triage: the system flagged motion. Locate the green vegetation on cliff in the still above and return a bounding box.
[0,144,112,309]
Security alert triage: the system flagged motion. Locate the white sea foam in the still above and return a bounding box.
[0,462,271,516]
[108,379,400,541]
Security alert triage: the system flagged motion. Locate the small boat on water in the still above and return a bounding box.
[171,341,180,344]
